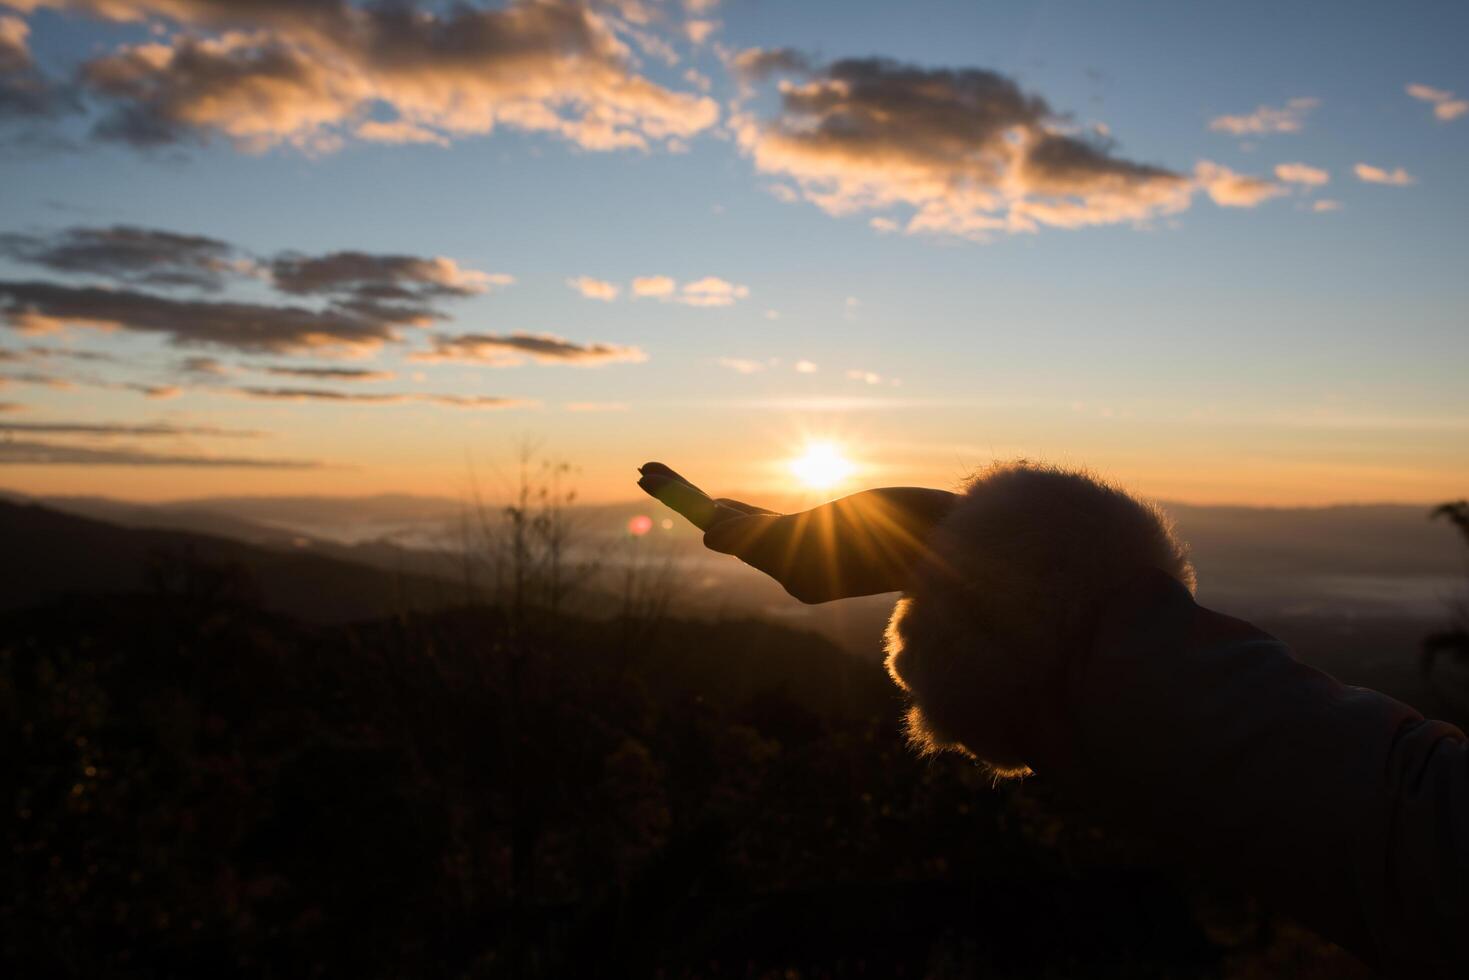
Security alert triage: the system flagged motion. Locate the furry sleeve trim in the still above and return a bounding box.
[883,462,1193,776]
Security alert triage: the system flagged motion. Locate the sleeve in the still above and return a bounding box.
[1046,570,1469,976]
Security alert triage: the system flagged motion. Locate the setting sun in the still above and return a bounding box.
[789,441,856,490]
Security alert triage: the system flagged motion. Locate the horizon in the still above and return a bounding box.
[2,0,1467,507]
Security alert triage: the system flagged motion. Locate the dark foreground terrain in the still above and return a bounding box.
[5,501,1445,977]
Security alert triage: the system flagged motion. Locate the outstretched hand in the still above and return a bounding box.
[636,462,958,603]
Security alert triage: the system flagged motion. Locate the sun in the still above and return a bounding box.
[788,440,855,491]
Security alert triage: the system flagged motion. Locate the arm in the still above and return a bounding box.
[1053,572,1469,975]
[639,459,1469,974]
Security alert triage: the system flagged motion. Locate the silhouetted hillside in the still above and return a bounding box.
[0,499,465,624]
[2,581,1358,977]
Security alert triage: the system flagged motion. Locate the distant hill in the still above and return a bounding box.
[0,499,468,624]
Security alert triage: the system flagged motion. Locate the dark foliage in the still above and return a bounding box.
[2,569,1357,977]
[1422,502,1469,709]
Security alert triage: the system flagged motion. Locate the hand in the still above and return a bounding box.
[636,462,958,603]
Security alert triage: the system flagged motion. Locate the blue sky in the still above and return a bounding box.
[1,0,1466,505]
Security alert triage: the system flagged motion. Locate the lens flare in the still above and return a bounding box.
[789,441,855,490]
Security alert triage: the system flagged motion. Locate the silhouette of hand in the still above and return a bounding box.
[636,462,959,603]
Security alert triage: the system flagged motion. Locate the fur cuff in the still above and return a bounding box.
[883,462,1193,775]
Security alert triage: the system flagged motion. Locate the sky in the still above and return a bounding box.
[0,0,1466,507]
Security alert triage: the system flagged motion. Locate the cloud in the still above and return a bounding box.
[0,279,407,354]
[1311,199,1341,212]
[0,438,319,467]
[677,276,748,306]
[631,274,675,298]
[1407,83,1468,122]
[269,250,508,320]
[422,394,529,409]
[48,0,718,153]
[794,359,819,373]
[1194,161,1287,207]
[566,275,620,301]
[684,19,718,45]
[228,385,402,404]
[227,386,528,409]
[563,400,627,412]
[263,365,394,381]
[0,369,73,388]
[412,331,648,366]
[6,343,117,363]
[1208,97,1318,136]
[0,13,78,119]
[0,420,261,436]
[717,356,765,374]
[121,382,182,398]
[0,224,246,290]
[731,53,1198,238]
[1,225,503,326]
[177,355,230,375]
[0,401,22,411]
[847,369,883,385]
[729,46,813,82]
[631,274,748,305]
[1273,162,1329,187]
[1355,163,1415,186]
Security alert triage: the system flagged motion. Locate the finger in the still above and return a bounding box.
[638,462,708,498]
[713,497,779,517]
[637,470,720,530]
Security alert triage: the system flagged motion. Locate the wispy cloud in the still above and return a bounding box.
[270,252,506,296]
[1407,83,1468,121]
[229,386,530,409]
[0,14,78,120]
[632,275,748,306]
[1208,97,1318,136]
[1311,199,1342,212]
[263,365,395,381]
[0,420,262,437]
[1,370,73,388]
[0,224,247,290]
[412,331,648,366]
[1273,162,1330,187]
[1355,163,1416,186]
[0,438,320,468]
[0,227,514,355]
[717,357,766,374]
[120,382,182,399]
[0,279,407,354]
[566,275,620,301]
[1194,161,1288,207]
[631,275,675,298]
[563,401,628,412]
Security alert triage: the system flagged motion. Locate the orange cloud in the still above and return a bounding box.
[1273,162,1329,187]
[1355,163,1415,186]
[732,53,1201,238]
[1208,97,1318,136]
[631,274,676,297]
[1407,83,1468,122]
[412,331,648,367]
[1194,161,1288,207]
[566,275,620,301]
[52,0,719,152]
